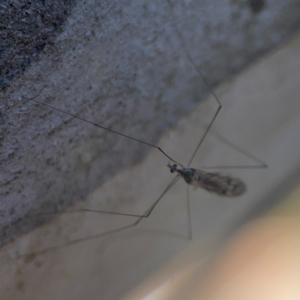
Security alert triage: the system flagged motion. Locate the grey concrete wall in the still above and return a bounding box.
[1,0,300,244]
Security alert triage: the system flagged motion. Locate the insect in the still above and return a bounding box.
[3,1,267,259]
[14,55,265,259]
[0,3,276,300]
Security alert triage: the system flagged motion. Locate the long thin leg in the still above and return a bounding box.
[20,93,184,167]
[29,175,181,219]
[142,175,181,218]
[186,185,192,240]
[21,176,181,258]
[188,106,221,167]
[17,222,138,259]
[85,175,180,221]
[201,127,267,169]
[166,0,222,167]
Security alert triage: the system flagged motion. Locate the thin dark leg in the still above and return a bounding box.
[29,175,181,219]
[187,106,221,167]
[186,185,192,240]
[16,222,139,259]
[142,175,181,218]
[201,127,267,169]
[166,0,222,167]
[20,175,181,259]
[20,93,184,168]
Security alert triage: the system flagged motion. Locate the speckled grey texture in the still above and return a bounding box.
[1,0,300,245]
[0,0,76,88]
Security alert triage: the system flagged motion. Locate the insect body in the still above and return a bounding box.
[168,164,246,197]
[7,1,266,258]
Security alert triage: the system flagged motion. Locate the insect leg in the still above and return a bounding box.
[166,0,222,167]
[20,93,184,167]
[17,222,137,259]
[19,175,182,258]
[140,174,181,218]
[186,185,192,239]
[187,106,221,167]
[202,128,267,169]
[29,175,181,219]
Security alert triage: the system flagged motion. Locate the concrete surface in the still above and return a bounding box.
[0,29,300,300]
[1,0,300,244]
[0,0,75,88]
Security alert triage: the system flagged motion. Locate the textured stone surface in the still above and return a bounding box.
[0,0,76,88]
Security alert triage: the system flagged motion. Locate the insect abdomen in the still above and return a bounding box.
[193,170,246,197]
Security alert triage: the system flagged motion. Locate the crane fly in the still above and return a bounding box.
[6,1,267,258]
